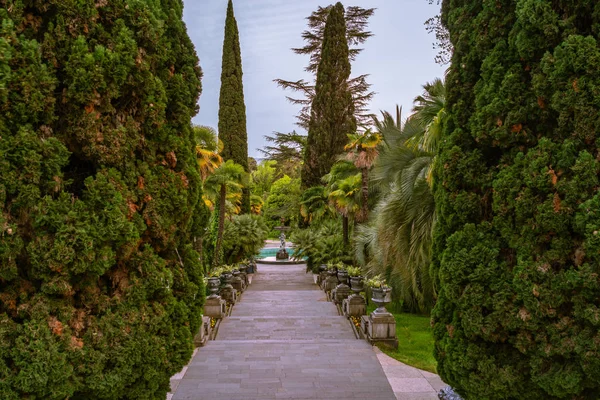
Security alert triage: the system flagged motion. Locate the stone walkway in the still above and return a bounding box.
[171,263,396,400]
[375,348,445,399]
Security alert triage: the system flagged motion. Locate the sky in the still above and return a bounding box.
[182,0,446,158]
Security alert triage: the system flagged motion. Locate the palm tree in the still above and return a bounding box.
[344,129,381,222]
[323,162,361,245]
[193,125,223,181]
[299,186,334,224]
[204,160,248,266]
[356,78,445,313]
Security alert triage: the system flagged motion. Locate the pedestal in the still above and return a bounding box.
[239,271,249,287]
[343,294,366,317]
[361,311,398,349]
[333,283,352,304]
[219,286,238,305]
[193,316,211,347]
[231,275,245,293]
[323,275,338,294]
[204,296,226,319]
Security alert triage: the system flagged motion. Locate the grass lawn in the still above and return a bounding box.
[367,304,437,373]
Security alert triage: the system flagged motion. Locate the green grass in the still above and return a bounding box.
[367,304,437,373]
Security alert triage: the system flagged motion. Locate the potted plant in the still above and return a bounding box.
[336,263,349,285]
[347,266,364,293]
[366,275,391,300]
[207,268,222,297]
[366,275,392,313]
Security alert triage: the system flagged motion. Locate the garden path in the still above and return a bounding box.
[170,263,396,400]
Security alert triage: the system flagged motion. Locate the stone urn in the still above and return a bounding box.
[220,272,233,288]
[349,276,364,294]
[371,287,392,314]
[231,268,245,292]
[238,265,249,286]
[207,277,221,298]
[219,272,237,304]
[317,265,328,287]
[246,261,255,274]
[343,276,366,317]
[337,270,349,285]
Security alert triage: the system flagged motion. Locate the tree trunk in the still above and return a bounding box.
[342,215,349,246]
[213,184,227,267]
[359,166,369,222]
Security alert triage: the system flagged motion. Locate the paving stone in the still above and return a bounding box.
[171,263,397,400]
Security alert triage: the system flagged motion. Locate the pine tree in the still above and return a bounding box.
[432,0,600,398]
[276,5,375,129]
[0,1,206,398]
[218,0,250,213]
[301,2,357,189]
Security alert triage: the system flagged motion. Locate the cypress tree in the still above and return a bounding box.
[275,5,375,130]
[432,0,600,398]
[0,1,206,398]
[218,0,250,213]
[302,2,356,189]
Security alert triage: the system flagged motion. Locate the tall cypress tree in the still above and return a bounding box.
[0,1,206,398]
[432,0,600,398]
[218,0,250,213]
[302,2,356,189]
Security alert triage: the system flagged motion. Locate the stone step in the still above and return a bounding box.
[217,316,357,341]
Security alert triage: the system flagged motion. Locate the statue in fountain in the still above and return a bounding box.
[275,218,289,260]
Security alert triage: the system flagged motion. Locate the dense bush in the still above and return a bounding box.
[432,0,600,398]
[292,221,352,273]
[0,1,206,398]
[264,175,301,231]
[222,214,268,264]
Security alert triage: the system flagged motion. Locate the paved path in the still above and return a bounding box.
[171,263,396,400]
[375,348,445,399]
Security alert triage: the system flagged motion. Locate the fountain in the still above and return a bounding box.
[275,226,290,261]
[258,219,305,265]
[274,220,290,260]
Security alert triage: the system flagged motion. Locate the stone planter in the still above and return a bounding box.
[231,269,245,293]
[207,277,221,298]
[219,272,237,304]
[349,276,364,293]
[220,272,233,286]
[238,265,249,286]
[343,276,366,317]
[371,287,392,307]
[246,262,255,274]
[362,286,397,348]
[337,270,349,285]
[317,265,328,287]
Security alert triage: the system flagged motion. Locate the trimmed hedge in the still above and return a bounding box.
[0,1,206,398]
[432,0,600,398]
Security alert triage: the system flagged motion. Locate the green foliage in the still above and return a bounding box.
[354,80,445,315]
[300,186,334,224]
[275,6,375,129]
[250,160,277,199]
[204,160,248,267]
[301,3,357,189]
[0,1,205,398]
[346,266,362,277]
[222,214,268,264]
[367,304,437,373]
[264,175,301,230]
[291,221,352,273]
[258,132,306,179]
[433,0,600,398]
[218,0,249,213]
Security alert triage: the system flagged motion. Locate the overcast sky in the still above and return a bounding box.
[182,0,445,158]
